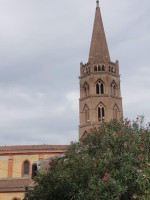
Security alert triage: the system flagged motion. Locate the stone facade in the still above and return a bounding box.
[79,1,123,138]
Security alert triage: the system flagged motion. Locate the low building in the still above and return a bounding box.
[0,145,68,200]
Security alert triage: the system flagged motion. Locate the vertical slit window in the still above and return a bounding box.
[94,66,97,71]
[98,107,101,121]
[101,84,104,94]
[113,85,116,95]
[96,84,99,94]
[102,107,105,118]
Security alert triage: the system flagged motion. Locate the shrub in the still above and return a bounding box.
[24,117,150,200]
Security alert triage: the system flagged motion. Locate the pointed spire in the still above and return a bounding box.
[88,1,110,62]
[96,0,99,8]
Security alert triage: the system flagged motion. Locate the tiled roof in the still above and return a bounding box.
[0,178,33,192]
[0,145,69,153]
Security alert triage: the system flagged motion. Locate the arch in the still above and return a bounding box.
[95,79,105,95]
[21,160,31,178]
[113,104,119,120]
[95,101,105,109]
[96,83,99,94]
[83,104,89,123]
[102,65,105,71]
[95,78,104,84]
[111,80,117,96]
[83,130,88,136]
[94,65,97,71]
[98,65,101,71]
[83,82,89,97]
[96,102,106,122]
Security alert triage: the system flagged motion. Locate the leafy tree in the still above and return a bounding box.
[24,117,150,200]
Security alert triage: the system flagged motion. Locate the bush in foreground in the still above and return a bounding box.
[24,117,150,200]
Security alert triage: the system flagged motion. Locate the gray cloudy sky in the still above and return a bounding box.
[0,0,150,146]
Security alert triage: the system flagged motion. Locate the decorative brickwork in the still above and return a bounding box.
[79,1,123,138]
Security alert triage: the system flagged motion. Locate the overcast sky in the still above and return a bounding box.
[0,0,149,146]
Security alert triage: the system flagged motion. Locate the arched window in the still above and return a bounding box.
[100,83,103,94]
[97,103,105,122]
[96,83,99,94]
[102,65,105,71]
[113,85,116,95]
[98,65,101,71]
[96,79,104,94]
[98,107,101,121]
[113,104,119,120]
[83,130,88,136]
[98,107,105,121]
[94,65,97,71]
[23,160,30,177]
[83,82,89,97]
[83,105,89,124]
[102,107,105,118]
[111,81,117,96]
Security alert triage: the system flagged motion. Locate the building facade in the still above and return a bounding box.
[79,0,123,138]
[0,145,68,200]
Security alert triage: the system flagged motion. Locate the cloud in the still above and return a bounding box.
[0,0,149,146]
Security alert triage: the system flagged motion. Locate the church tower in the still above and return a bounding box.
[79,0,123,138]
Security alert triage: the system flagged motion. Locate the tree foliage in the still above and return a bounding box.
[24,117,150,200]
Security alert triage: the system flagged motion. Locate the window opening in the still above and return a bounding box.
[98,107,105,121]
[102,107,105,118]
[96,84,99,94]
[98,65,101,71]
[101,84,104,94]
[113,85,116,95]
[94,66,97,71]
[113,105,119,120]
[111,81,117,96]
[24,161,29,177]
[98,107,101,121]
[96,79,104,95]
[84,105,89,123]
[102,65,105,71]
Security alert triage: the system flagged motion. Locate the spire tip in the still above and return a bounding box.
[96,0,99,8]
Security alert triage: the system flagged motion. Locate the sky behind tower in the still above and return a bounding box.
[0,0,150,146]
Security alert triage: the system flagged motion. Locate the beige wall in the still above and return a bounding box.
[0,152,63,179]
[0,192,24,200]
[0,151,65,200]
[0,156,8,178]
[12,154,39,178]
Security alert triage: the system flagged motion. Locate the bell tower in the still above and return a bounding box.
[79,0,123,138]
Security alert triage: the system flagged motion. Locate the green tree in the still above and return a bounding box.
[24,118,150,200]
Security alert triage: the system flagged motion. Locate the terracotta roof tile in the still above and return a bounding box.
[0,145,69,152]
[0,178,33,192]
